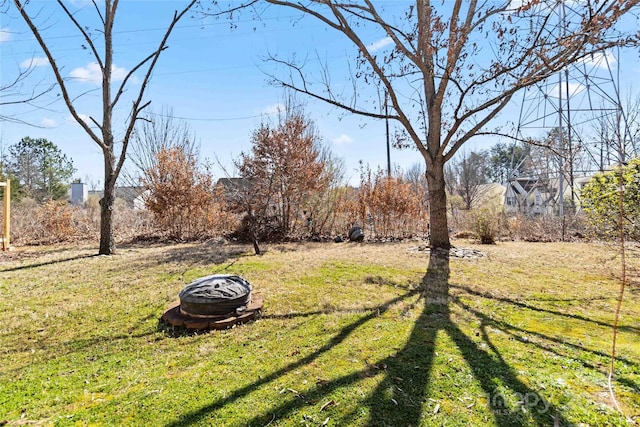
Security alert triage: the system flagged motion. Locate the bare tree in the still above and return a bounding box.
[447,150,491,210]
[123,106,200,186]
[12,0,197,254]
[0,61,56,126]
[590,92,640,170]
[264,0,639,250]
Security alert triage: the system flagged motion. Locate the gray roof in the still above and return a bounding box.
[88,186,145,207]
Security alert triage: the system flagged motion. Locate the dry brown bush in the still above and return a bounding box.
[236,112,328,242]
[9,195,159,246]
[142,147,237,241]
[354,166,429,240]
[11,199,76,244]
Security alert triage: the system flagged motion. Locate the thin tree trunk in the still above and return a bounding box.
[99,177,116,254]
[248,206,261,255]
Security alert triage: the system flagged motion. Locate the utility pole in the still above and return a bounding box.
[385,90,391,177]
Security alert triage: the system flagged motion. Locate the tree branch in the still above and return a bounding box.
[13,0,104,148]
[114,0,197,180]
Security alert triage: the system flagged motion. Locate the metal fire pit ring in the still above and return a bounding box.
[161,274,263,330]
[179,274,252,316]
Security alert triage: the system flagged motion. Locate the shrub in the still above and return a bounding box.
[505,213,588,242]
[356,165,429,239]
[467,207,504,244]
[11,199,76,244]
[142,147,235,241]
[581,158,640,242]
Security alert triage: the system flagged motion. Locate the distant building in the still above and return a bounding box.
[88,186,147,210]
[504,175,594,215]
[70,182,88,205]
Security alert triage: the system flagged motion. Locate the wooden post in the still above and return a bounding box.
[1,180,9,250]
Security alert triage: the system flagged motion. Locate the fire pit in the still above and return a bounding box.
[162,274,263,330]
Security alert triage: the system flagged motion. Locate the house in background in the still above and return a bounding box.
[83,186,147,210]
[504,174,594,215]
[504,177,554,215]
[471,183,507,209]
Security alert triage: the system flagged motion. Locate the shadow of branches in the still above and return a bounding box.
[164,289,419,426]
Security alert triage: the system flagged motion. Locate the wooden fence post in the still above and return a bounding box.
[1,179,9,250]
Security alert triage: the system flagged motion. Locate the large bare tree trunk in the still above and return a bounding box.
[426,160,450,250]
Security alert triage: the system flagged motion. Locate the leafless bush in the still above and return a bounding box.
[11,199,76,244]
[459,207,505,244]
[11,198,45,244]
[506,213,588,242]
[9,196,162,246]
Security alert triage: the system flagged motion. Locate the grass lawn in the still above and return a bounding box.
[0,240,638,426]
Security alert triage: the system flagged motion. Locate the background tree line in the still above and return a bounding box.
[3,101,638,247]
[3,0,637,255]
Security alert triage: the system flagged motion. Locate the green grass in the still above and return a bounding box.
[0,240,638,426]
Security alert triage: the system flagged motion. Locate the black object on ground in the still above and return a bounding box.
[348,226,364,242]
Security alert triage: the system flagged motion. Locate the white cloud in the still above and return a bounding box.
[263,103,285,115]
[332,134,354,145]
[579,51,617,70]
[41,117,58,128]
[67,114,93,126]
[546,82,586,99]
[69,62,129,84]
[367,37,393,53]
[0,27,11,43]
[20,57,50,68]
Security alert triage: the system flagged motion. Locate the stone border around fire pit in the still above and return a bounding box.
[162,296,263,330]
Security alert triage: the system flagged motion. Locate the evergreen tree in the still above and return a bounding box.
[5,137,75,201]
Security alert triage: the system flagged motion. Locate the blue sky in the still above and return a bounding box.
[1,1,639,188]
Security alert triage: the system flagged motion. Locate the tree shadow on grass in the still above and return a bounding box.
[165,250,573,426]
[364,249,566,426]
[164,289,421,426]
[453,297,638,368]
[0,253,96,272]
[450,283,640,334]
